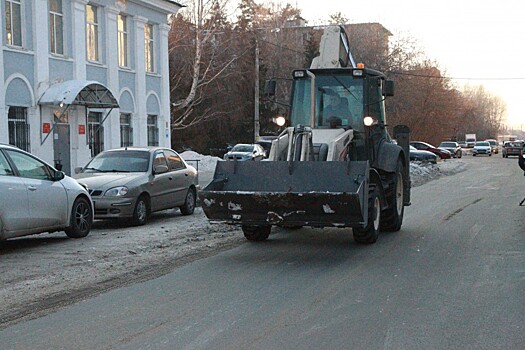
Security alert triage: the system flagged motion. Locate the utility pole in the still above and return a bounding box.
[254,37,260,142]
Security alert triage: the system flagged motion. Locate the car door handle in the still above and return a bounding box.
[28,186,37,191]
[168,177,173,180]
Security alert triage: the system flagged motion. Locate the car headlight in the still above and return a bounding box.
[104,186,129,197]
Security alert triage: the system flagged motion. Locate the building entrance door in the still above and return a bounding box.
[53,113,71,175]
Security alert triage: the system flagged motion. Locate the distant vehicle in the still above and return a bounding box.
[410,141,451,159]
[458,141,467,148]
[472,141,492,156]
[409,145,438,164]
[74,147,199,226]
[223,144,266,161]
[502,141,524,158]
[465,133,476,148]
[438,141,462,158]
[485,139,499,154]
[255,137,277,158]
[0,143,93,240]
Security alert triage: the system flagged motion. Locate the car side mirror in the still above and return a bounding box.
[53,171,65,181]
[74,167,83,174]
[153,164,169,174]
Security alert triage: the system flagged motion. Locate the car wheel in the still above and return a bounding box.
[65,196,92,238]
[489,153,492,156]
[242,225,271,241]
[353,184,381,244]
[132,195,149,226]
[179,188,196,215]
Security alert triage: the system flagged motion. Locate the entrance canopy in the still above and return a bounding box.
[38,80,119,108]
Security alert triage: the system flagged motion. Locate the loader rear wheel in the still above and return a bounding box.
[353,185,381,244]
[380,161,405,232]
[242,225,271,241]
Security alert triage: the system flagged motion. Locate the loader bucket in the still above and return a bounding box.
[199,160,369,228]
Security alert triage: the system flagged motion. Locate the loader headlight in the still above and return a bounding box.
[293,70,306,78]
[363,116,375,127]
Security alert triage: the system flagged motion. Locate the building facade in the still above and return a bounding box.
[1,0,181,174]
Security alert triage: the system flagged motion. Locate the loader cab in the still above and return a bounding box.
[289,68,392,161]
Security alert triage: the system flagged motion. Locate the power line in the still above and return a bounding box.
[389,71,525,81]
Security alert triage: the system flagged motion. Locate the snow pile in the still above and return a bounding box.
[181,150,467,188]
[181,151,222,173]
[410,160,467,187]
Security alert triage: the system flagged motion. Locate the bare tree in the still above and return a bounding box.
[169,0,243,130]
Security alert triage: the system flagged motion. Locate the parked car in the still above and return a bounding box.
[409,145,438,164]
[438,141,462,158]
[0,144,93,240]
[74,147,199,226]
[410,141,451,159]
[485,139,499,154]
[502,141,524,158]
[472,141,492,156]
[223,144,266,161]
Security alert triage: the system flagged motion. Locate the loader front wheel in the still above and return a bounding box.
[353,185,381,244]
[380,161,405,232]
[242,225,271,241]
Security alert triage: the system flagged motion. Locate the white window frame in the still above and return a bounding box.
[118,14,129,68]
[144,23,155,73]
[49,0,64,55]
[86,3,99,62]
[8,106,30,152]
[120,113,133,147]
[5,0,23,47]
[147,115,159,146]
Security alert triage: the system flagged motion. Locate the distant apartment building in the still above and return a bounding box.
[1,0,182,174]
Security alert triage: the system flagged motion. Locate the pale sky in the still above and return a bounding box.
[289,0,525,128]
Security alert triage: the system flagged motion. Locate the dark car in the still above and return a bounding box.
[224,144,266,161]
[503,141,524,158]
[74,147,199,226]
[409,145,438,164]
[438,141,462,158]
[410,141,451,159]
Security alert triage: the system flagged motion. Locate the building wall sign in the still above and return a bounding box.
[79,125,86,135]
[42,123,51,134]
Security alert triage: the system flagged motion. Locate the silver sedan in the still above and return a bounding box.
[0,144,93,240]
[74,147,199,226]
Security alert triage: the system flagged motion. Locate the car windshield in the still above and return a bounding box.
[439,142,456,147]
[231,145,254,152]
[83,151,150,173]
[475,142,490,146]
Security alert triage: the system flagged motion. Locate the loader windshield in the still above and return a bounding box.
[290,73,364,132]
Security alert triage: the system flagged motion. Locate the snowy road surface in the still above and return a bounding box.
[0,157,466,329]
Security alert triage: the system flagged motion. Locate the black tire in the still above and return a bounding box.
[473,154,476,156]
[380,161,405,232]
[65,196,92,238]
[132,195,149,226]
[489,153,492,156]
[353,185,381,244]
[179,188,196,215]
[242,225,271,241]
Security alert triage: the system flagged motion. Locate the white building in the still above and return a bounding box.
[1,0,182,174]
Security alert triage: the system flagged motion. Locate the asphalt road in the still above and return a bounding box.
[1,155,524,350]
